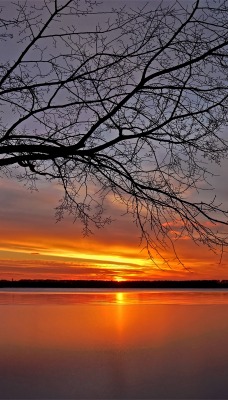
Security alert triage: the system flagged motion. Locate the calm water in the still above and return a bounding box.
[1,289,228,399]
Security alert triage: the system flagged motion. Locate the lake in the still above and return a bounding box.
[1,289,228,399]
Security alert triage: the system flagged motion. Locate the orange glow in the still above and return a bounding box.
[0,301,186,350]
[2,297,228,352]
[114,276,126,282]
[2,293,228,399]
[1,179,228,280]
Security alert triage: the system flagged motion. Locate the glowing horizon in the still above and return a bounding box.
[1,178,228,281]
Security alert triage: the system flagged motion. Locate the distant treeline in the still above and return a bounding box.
[1,279,228,289]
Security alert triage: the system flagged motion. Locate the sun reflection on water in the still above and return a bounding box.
[116,292,125,305]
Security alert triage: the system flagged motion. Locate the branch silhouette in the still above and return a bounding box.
[1,0,228,265]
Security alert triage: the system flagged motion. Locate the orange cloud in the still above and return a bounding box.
[1,178,228,281]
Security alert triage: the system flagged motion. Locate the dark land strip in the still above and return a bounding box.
[1,279,228,289]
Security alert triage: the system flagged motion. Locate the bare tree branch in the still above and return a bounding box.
[0,0,228,265]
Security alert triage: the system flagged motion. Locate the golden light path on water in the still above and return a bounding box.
[1,289,228,305]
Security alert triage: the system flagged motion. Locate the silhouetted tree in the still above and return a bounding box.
[0,0,228,265]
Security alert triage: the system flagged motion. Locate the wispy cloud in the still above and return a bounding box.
[1,175,228,280]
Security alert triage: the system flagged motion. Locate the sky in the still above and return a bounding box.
[1,167,228,281]
[1,0,228,281]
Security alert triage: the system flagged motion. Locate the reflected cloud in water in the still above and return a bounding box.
[1,288,228,305]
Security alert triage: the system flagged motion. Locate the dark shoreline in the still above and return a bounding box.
[1,279,228,289]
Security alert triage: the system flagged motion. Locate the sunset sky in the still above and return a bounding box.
[1,163,228,281]
[1,0,228,281]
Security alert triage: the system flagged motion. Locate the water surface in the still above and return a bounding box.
[1,289,228,399]
[1,287,228,305]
